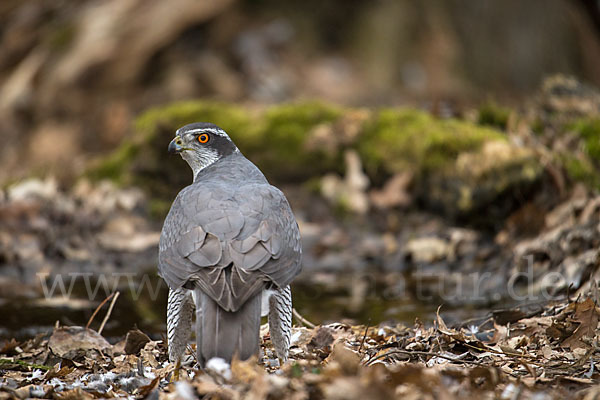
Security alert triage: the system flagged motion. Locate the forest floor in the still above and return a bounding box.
[1,293,600,399]
[2,76,600,399]
[2,158,600,398]
[2,1,600,398]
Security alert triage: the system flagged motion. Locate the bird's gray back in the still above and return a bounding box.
[159,152,302,311]
[196,151,268,187]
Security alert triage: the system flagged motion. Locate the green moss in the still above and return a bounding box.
[477,102,511,130]
[561,154,600,189]
[47,23,76,51]
[531,117,545,136]
[255,101,343,179]
[87,142,139,183]
[569,118,600,160]
[133,100,345,182]
[425,142,543,220]
[303,177,323,194]
[88,101,255,187]
[86,100,348,217]
[0,359,51,371]
[135,100,255,145]
[88,100,539,222]
[358,109,505,177]
[148,199,172,219]
[261,101,341,147]
[291,363,303,378]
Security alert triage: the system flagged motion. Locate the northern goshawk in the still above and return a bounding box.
[158,122,302,370]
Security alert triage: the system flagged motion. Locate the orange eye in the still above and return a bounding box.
[198,133,209,143]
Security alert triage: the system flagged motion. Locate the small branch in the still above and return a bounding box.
[86,292,115,330]
[459,341,537,360]
[292,308,316,329]
[98,291,120,335]
[359,319,371,354]
[365,349,489,367]
[187,344,198,364]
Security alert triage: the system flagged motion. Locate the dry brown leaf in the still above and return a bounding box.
[370,171,413,209]
[54,387,95,400]
[135,376,159,398]
[562,298,599,349]
[48,326,112,359]
[0,339,19,356]
[231,356,261,384]
[124,328,150,355]
[324,343,361,376]
[492,309,528,325]
[513,315,553,338]
[43,364,75,381]
[307,326,335,354]
[140,341,160,368]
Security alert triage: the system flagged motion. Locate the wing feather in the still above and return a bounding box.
[176,226,207,257]
[158,164,302,312]
[229,241,272,271]
[187,233,222,266]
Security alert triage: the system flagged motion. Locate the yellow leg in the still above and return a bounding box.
[173,358,181,381]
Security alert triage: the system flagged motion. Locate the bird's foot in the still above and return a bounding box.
[277,356,288,368]
[171,359,181,382]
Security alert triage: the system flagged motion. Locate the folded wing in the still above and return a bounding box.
[158,182,301,311]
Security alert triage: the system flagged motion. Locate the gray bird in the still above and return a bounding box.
[158,122,302,370]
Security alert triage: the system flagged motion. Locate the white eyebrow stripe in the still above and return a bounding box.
[178,128,228,137]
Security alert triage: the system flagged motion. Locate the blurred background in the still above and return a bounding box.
[2,0,600,341]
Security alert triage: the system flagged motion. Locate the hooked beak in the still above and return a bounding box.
[168,137,183,154]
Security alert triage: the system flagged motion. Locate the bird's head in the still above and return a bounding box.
[168,122,238,177]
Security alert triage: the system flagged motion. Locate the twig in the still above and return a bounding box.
[187,344,198,364]
[292,308,316,329]
[518,358,537,379]
[98,291,120,335]
[456,315,493,330]
[459,341,537,360]
[359,319,371,354]
[86,292,115,329]
[365,349,489,367]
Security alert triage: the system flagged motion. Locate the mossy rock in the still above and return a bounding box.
[530,76,600,190]
[545,117,600,190]
[134,101,255,145]
[560,154,600,189]
[254,102,344,179]
[569,118,600,161]
[88,101,254,208]
[356,107,542,225]
[87,100,346,216]
[357,108,505,181]
[478,102,512,130]
[425,141,543,225]
[87,101,256,211]
[87,100,542,221]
